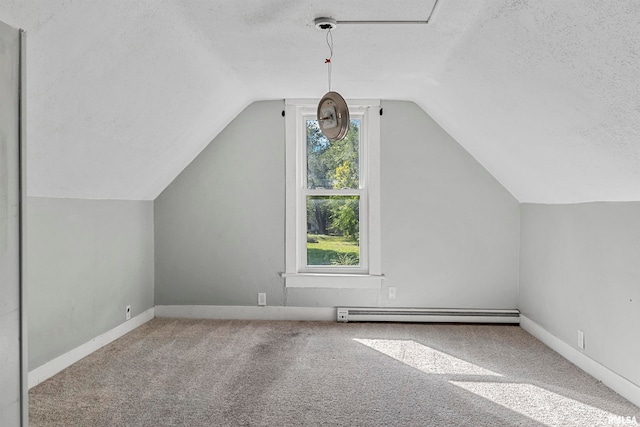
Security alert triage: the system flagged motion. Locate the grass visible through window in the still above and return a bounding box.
[307,234,359,266]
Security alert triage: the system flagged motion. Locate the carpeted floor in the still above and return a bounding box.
[29,319,639,426]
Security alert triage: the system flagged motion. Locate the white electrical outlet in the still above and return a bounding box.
[125,305,131,321]
[388,287,396,299]
[258,293,266,306]
[577,330,584,350]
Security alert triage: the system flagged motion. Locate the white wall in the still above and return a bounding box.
[520,203,640,387]
[0,19,23,427]
[155,100,520,309]
[26,197,154,370]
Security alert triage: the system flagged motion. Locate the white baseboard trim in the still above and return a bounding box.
[520,315,640,408]
[28,307,155,389]
[155,305,336,321]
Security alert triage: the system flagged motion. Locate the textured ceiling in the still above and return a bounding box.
[0,0,638,202]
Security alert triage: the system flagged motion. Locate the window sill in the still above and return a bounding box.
[281,273,384,289]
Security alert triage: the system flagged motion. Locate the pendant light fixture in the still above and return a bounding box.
[315,17,350,142]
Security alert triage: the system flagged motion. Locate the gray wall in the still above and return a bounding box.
[155,100,520,309]
[0,19,22,427]
[26,197,154,369]
[155,101,286,306]
[520,203,640,386]
[380,101,519,308]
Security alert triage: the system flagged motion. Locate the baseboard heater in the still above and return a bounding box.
[336,308,520,324]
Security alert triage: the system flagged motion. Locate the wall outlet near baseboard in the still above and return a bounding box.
[388,287,396,299]
[258,293,266,306]
[126,305,131,321]
[577,330,584,350]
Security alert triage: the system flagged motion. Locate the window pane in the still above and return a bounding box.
[306,119,360,189]
[306,196,360,266]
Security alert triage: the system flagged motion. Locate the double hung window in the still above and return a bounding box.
[284,100,381,289]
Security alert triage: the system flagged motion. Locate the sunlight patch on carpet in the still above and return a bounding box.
[450,381,628,426]
[354,338,502,376]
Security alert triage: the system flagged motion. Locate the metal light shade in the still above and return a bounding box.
[317,91,350,142]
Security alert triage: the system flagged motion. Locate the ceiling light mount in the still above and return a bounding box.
[314,17,337,31]
[314,0,440,27]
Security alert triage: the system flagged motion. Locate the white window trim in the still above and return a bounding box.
[284,99,382,289]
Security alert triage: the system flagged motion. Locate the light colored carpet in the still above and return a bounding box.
[29,319,639,426]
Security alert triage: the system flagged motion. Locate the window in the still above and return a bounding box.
[284,100,382,289]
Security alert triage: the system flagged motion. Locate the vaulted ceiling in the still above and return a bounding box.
[1,0,638,203]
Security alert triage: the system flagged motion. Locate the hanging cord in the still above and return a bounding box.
[325,28,333,92]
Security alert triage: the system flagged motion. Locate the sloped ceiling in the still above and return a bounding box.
[1,0,638,202]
